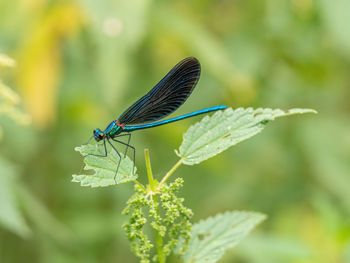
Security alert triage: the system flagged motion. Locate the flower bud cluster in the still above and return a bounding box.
[122,184,153,262]
[122,178,193,262]
[157,178,193,256]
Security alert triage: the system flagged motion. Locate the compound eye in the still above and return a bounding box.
[93,129,97,135]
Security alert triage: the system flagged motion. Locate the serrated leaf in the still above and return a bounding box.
[176,107,316,165]
[182,211,266,263]
[72,144,137,187]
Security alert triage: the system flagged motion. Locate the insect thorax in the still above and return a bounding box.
[108,124,124,137]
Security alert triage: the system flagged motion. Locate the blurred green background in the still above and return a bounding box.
[0,0,350,262]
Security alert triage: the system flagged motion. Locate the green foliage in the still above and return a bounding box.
[0,157,71,241]
[73,108,315,189]
[0,54,30,139]
[0,157,31,237]
[177,107,316,165]
[72,107,313,262]
[152,178,193,257]
[72,144,137,187]
[16,185,72,242]
[2,0,349,262]
[0,54,29,235]
[180,211,266,263]
[122,178,193,262]
[122,184,154,262]
[0,54,70,242]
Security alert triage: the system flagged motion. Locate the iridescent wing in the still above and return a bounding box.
[118,57,201,125]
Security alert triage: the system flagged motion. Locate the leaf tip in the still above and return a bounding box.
[286,108,318,115]
[74,146,82,152]
[309,109,318,114]
[174,149,181,157]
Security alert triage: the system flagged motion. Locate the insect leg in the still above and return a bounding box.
[83,139,107,158]
[111,137,136,175]
[107,138,122,183]
[115,133,132,157]
[82,136,94,145]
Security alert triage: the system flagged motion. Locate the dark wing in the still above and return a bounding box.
[118,57,201,125]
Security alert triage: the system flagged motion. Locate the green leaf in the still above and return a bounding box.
[17,185,72,242]
[72,144,137,187]
[176,107,316,165]
[0,157,31,238]
[182,211,266,263]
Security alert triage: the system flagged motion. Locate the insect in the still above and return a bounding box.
[91,57,227,180]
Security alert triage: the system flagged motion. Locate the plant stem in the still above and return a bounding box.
[132,180,146,191]
[159,158,184,188]
[144,149,165,263]
[144,148,156,191]
[154,194,164,263]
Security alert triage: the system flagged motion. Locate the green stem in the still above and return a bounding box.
[132,180,146,191]
[154,194,164,263]
[159,158,184,188]
[144,148,156,191]
[144,149,165,263]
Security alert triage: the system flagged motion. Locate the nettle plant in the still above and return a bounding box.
[73,107,315,263]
